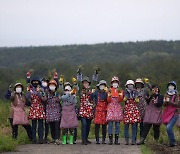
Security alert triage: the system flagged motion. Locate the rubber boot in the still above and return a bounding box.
[55,139,61,145]
[69,135,73,145]
[137,137,145,145]
[125,138,129,145]
[62,135,67,145]
[114,134,120,145]
[96,137,100,144]
[109,134,113,145]
[39,138,44,144]
[81,140,87,145]
[86,139,92,144]
[131,140,136,145]
[102,137,106,144]
[73,134,77,144]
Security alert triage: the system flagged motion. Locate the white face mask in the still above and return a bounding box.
[127,84,134,90]
[49,85,56,91]
[65,85,72,91]
[16,87,22,93]
[168,85,175,91]
[112,83,119,89]
[99,85,105,90]
[65,90,70,94]
[42,82,48,87]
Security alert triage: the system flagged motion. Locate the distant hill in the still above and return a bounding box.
[0,40,180,68]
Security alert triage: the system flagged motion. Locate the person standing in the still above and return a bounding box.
[60,82,78,145]
[106,76,124,145]
[92,80,108,144]
[78,76,94,145]
[44,80,61,145]
[27,77,46,144]
[137,84,163,145]
[135,78,150,138]
[123,80,141,145]
[162,81,180,147]
[10,83,32,140]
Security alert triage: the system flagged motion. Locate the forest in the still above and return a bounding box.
[0,40,180,99]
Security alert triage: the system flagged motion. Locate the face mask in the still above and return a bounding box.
[16,87,22,93]
[168,85,175,91]
[136,83,142,89]
[32,83,39,88]
[127,84,134,90]
[99,85,105,90]
[42,82,47,88]
[65,90,70,94]
[112,83,119,89]
[65,85,72,91]
[49,86,56,91]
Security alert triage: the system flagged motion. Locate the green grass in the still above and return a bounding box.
[141,144,153,154]
[0,132,30,152]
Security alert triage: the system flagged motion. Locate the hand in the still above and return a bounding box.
[36,86,40,92]
[108,89,112,97]
[104,87,108,92]
[144,78,149,84]
[54,71,58,79]
[72,77,77,84]
[152,97,157,104]
[11,91,16,96]
[166,97,170,102]
[71,88,77,95]
[59,75,64,84]
[26,71,31,78]
[9,84,13,92]
[119,91,123,97]
[77,68,81,74]
[77,65,83,74]
[123,97,128,102]
[27,84,31,91]
[135,98,139,103]
[91,89,95,93]
[94,65,100,74]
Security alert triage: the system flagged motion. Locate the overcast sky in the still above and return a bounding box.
[0,0,180,47]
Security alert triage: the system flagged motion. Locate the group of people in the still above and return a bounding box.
[5,68,180,147]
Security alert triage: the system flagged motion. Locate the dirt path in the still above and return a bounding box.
[3,139,141,154]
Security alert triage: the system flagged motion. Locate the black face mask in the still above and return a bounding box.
[136,83,143,89]
[32,83,39,88]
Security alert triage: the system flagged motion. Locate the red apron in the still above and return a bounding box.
[124,99,141,124]
[94,93,107,125]
[29,94,46,120]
